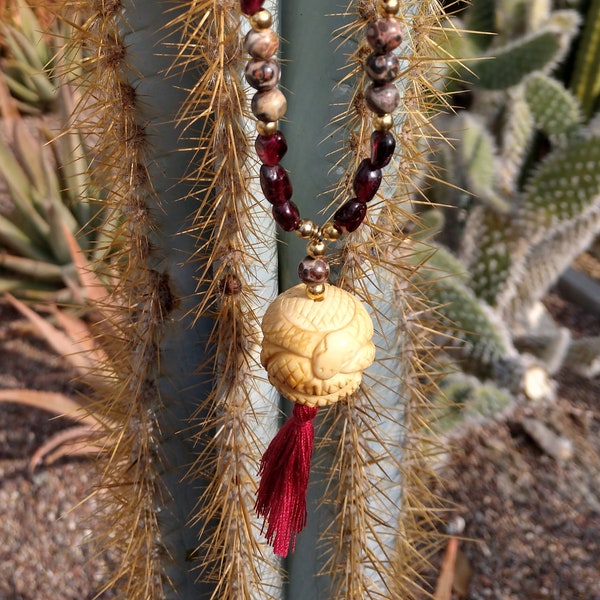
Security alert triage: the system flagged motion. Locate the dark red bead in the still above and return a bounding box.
[260,164,292,205]
[273,201,301,231]
[370,130,396,168]
[240,0,264,15]
[298,256,330,284]
[353,158,382,202]
[255,131,287,166]
[333,199,367,233]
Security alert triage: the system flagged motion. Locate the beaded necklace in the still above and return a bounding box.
[238,0,403,557]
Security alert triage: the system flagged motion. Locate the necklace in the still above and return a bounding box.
[238,0,402,557]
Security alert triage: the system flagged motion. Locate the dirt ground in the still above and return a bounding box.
[0,287,598,599]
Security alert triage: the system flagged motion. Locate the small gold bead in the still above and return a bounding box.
[307,238,327,258]
[250,9,272,30]
[321,221,342,242]
[379,0,400,16]
[256,120,278,136]
[305,283,325,300]
[373,113,394,131]
[295,219,317,239]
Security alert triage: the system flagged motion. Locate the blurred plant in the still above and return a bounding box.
[415,0,600,420]
[0,0,59,114]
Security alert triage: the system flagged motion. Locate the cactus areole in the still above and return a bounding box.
[237,0,402,556]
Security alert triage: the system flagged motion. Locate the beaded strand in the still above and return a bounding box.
[240,0,402,300]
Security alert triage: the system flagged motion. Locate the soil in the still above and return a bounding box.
[0,286,598,599]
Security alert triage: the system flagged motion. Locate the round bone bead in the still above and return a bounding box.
[251,88,287,122]
[272,200,301,231]
[298,255,330,284]
[244,28,279,59]
[365,82,400,115]
[333,199,367,233]
[365,52,400,84]
[260,283,375,406]
[366,18,403,54]
[245,59,280,91]
[255,130,287,166]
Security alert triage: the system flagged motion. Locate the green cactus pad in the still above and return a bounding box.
[525,73,581,135]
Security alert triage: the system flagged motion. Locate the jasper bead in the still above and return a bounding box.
[244,28,279,59]
[365,52,400,84]
[366,18,403,54]
[370,130,396,168]
[251,88,287,122]
[273,201,301,231]
[240,0,265,15]
[333,199,367,233]
[365,83,400,115]
[353,159,382,202]
[245,59,280,91]
[298,256,330,284]
[255,130,287,166]
[260,164,292,204]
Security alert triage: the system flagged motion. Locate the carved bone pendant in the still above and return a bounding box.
[260,283,375,406]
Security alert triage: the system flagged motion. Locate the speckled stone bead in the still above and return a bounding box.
[244,28,279,59]
[365,52,400,84]
[245,59,280,91]
[365,83,400,116]
[370,130,396,168]
[366,18,402,54]
[240,0,265,15]
[255,130,287,166]
[333,199,367,233]
[273,201,301,231]
[353,159,382,202]
[251,88,287,122]
[298,256,330,284]
[260,164,292,204]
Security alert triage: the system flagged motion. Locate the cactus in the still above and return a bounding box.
[15,0,456,598]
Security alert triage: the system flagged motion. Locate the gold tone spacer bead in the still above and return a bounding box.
[305,283,326,300]
[296,219,317,239]
[256,120,278,136]
[250,9,273,30]
[321,221,342,242]
[379,0,400,16]
[307,238,327,258]
[373,113,394,131]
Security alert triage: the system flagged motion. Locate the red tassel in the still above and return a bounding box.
[255,403,318,557]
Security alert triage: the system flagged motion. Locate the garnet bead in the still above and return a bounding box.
[273,201,301,231]
[365,83,400,115]
[365,52,400,84]
[333,199,367,233]
[366,18,403,54]
[370,130,396,168]
[260,164,292,204]
[353,159,382,202]
[240,0,265,15]
[298,256,330,284]
[255,131,287,166]
[245,59,280,91]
